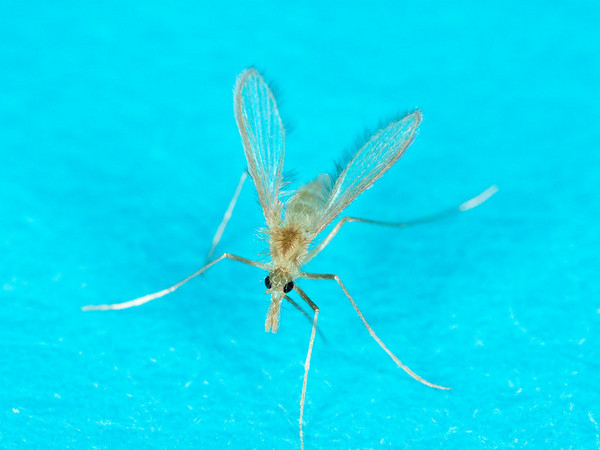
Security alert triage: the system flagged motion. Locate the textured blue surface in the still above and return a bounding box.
[1,1,599,448]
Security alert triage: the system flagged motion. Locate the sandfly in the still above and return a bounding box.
[84,68,497,448]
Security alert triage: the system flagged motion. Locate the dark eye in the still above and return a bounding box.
[264,276,272,289]
[283,281,294,294]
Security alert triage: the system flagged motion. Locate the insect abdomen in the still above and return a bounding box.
[285,174,331,232]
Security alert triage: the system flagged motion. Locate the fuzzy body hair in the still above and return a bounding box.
[263,207,312,332]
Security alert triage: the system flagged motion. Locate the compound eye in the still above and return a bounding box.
[264,276,272,289]
[283,281,294,294]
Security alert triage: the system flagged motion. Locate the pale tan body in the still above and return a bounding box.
[264,221,309,332]
[83,69,498,449]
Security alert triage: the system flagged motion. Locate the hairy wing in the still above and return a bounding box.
[310,110,422,236]
[234,69,285,226]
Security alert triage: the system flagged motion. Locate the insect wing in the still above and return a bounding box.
[312,110,422,235]
[234,69,285,226]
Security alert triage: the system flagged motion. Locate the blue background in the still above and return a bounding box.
[1,1,599,448]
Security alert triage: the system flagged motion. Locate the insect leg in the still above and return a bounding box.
[305,185,498,262]
[283,294,327,343]
[82,253,266,311]
[205,171,249,262]
[293,284,319,450]
[300,271,450,390]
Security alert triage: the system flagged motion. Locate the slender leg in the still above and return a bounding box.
[283,294,327,343]
[82,253,266,311]
[293,284,319,450]
[305,185,498,262]
[206,171,249,262]
[300,271,450,390]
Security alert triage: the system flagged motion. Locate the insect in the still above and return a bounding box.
[84,68,497,448]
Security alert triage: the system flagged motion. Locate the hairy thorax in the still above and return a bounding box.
[268,221,310,275]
